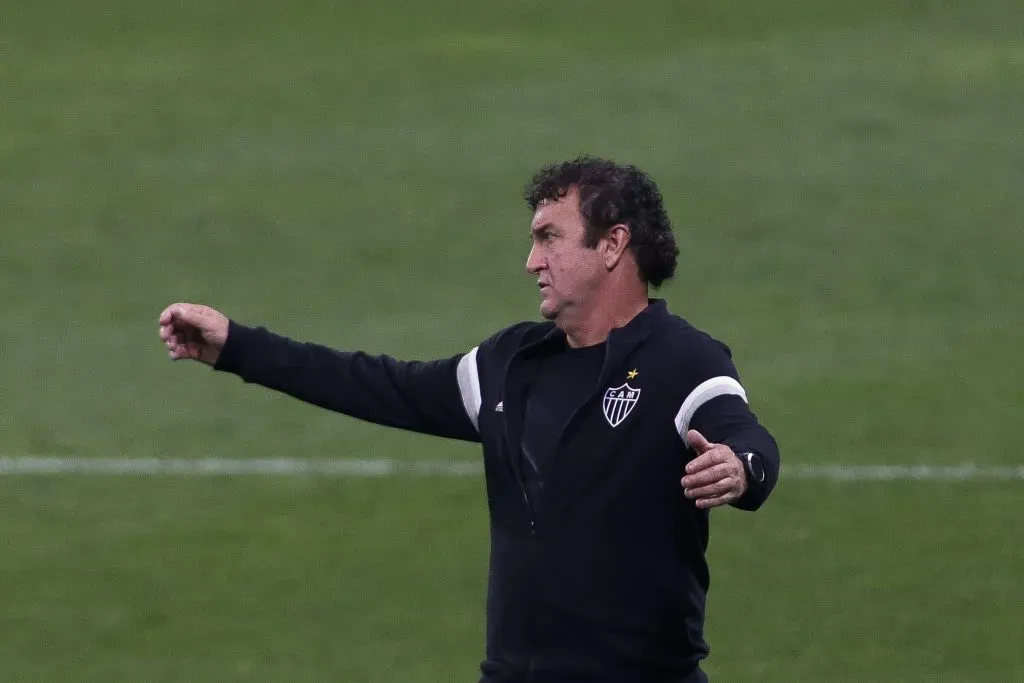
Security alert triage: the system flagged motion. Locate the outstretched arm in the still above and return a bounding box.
[159,303,481,442]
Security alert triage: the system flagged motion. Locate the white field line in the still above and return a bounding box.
[0,458,1021,480]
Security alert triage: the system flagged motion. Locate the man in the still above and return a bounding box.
[159,157,780,682]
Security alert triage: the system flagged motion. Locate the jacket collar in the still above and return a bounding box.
[607,298,670,346]
[522,298,670,352]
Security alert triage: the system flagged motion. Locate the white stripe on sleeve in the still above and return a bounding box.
[674,376,748,438]
[456,347,482,432]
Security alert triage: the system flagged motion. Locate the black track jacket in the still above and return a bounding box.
[214,299,780,683]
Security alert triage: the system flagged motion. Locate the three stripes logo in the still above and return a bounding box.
[602,384,641,428]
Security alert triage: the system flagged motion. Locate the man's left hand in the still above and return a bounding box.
[681,430,747,509]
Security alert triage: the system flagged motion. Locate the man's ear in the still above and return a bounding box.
[602,223,632,270]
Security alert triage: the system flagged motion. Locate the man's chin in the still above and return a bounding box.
[538,300,558,320]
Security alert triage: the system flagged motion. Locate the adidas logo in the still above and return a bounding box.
[495,401,504,413]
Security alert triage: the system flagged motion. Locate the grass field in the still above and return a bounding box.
[2,0,1023,680]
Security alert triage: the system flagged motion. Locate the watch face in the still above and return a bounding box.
[746,453,766,482]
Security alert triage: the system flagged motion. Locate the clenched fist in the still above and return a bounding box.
[158,303,229,365]
[681,429,748,509]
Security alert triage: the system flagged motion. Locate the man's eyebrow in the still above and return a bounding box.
[531,222,556,236]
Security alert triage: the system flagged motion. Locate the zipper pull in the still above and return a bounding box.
[521,490,536,535]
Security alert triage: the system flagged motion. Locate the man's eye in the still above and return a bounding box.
[531,228,558,243]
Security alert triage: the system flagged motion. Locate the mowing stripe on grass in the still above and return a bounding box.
[0,458,1021,480]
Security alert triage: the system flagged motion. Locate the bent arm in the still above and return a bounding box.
[689,395,780,510]
[213,320,481,442]
[672,335,781,511]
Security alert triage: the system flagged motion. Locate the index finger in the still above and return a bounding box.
[685,450,717,475]
[159,303,184,326]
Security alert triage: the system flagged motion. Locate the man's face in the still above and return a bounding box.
[526,189,605,322]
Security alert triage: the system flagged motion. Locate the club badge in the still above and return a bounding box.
[602,383,640,428]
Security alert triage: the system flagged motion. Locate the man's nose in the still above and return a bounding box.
[525,245,545,274]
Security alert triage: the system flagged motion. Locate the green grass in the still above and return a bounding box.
[1,0,1022,680]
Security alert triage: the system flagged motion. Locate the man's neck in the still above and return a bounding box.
[560,292,650,348]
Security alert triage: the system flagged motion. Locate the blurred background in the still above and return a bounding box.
[2,0,1022,680]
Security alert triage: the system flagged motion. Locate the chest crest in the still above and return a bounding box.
[602,382,641,427]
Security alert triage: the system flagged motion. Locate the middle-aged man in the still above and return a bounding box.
[159,157,781,683]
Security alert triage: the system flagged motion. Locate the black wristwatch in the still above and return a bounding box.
[736,451,766,484]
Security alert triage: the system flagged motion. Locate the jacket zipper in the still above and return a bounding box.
[521,488,536,535]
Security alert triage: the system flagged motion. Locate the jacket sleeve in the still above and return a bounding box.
[213,320,482,443]
[673,335,781,511]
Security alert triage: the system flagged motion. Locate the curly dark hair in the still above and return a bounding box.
[524,157,679,288]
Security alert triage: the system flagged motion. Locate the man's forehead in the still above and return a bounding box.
[531,190,580,229]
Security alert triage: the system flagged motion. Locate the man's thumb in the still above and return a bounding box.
[686,429,713,453]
